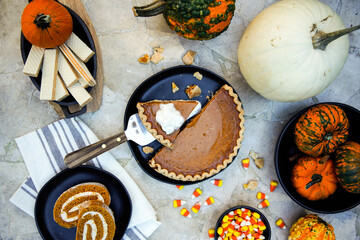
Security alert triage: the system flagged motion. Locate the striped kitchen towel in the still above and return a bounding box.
[10,117,160,240]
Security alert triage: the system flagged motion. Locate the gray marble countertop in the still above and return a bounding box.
[1,0,359,239]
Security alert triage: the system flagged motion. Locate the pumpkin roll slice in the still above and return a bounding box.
[137,100,201,149]
[149,84,245,181]
[53,182,111,228]
[75,201,116,240]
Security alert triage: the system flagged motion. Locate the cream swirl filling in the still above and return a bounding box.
[82,212,108,240]
[60,192,105,222]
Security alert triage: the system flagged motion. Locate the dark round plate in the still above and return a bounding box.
[275,102,360,213]
[20,4,97,106]
[124,65,242,185]
[34,166,132,240]
[214,205,271,239]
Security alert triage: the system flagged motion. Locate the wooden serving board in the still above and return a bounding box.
[50,0,103,118]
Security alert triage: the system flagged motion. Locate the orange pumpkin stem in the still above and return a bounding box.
[305,174,322,189]
[34,13,52,30]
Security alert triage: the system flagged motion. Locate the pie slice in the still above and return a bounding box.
[149,84,245,181]
[137,100,201,149]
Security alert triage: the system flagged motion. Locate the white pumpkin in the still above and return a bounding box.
[238,0,352,102]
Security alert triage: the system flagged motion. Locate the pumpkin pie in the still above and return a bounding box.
[137,100,201,149]
[149,84,245,181]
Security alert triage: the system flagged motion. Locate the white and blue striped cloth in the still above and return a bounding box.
[10,117,160,240]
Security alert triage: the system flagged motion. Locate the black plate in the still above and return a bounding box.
[275,102,360,213]
[34,166,132,240]
[214,206,271,239]
[124,65,242,185]
[20,4,97,116]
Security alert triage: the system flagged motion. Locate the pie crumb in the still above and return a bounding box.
[182,50,197,65]
[249,150,259,160]
[142,146,154,154]
[254,158,264,169]
[150,46,164,64]
[185,85,201,99]
[138,54,150,64]
[243,180,258,191]
[193,71,203,80]
[172,82,179,93]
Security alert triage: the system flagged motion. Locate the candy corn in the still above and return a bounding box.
[256,192,268,200]
[257,199,270,209]
[191,202,202,213]
[270,181,278,192]
[208,229,215,239]
[176,185,184,190]
[276,218,286,229]
[217,208,267,240]
[242,158,250,169]
[180,208,192,218]
[191,188,202,198]
[211,179,223,187]
[173,200,186,208]
[204,196,215,206]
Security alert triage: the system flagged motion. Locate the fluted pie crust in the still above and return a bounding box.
[148,84,245,181]
[137,100,199,149]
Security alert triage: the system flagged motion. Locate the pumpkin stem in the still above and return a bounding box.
[313,24,360,51]
[305,174,323,189]
[133,0,166,17]
[34,13,52,30]
[319,155,330,164]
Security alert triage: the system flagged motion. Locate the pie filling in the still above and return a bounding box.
[148,84,245,181]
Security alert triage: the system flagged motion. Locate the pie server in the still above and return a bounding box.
[64,113,156,168]
[64,102,201,168]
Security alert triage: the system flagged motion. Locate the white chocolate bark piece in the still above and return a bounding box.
[58,44,96,87]
[65,32,95,62]
[68,82,92,107]
[54,74,69,101]
[40,48,59,100]
[57,52,78,87]
[23,45,45,77]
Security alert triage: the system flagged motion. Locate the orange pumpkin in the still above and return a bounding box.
[21,0,73,48]
[291,156,337,201]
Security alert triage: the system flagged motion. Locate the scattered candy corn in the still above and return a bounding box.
[270,181,278,192]
[242,158,250,169]
[211,179,223,187]
[257,199,270,209]
[180,208,192,218]
[204,196,215,206]
[176,185,184,190]
[208,229,215,239]
[276,218,286,229]
[216,208,267,240]
[173,200,186,208]
[256,192,268,200]
[191,188,202,198]
[191,202,202,213]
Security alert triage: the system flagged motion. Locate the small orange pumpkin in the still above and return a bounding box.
[21,0,73,48]
[291,155,337,201]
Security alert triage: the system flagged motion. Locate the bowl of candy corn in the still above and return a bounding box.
[214,206,271,240]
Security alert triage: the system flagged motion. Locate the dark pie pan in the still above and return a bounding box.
[124,65,243,185]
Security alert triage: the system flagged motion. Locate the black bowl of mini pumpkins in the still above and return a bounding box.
[214,205,271,240]
[275,102,360,213]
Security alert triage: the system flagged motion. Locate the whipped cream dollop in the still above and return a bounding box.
[156,103,185,135]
